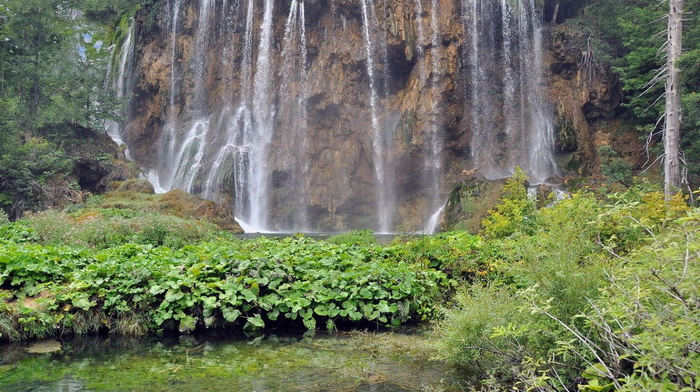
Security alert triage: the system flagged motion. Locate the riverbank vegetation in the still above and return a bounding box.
[0,201,453,339]
[1,173,698,390]
[436,173,698,391]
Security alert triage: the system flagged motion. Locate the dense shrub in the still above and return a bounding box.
[481,167,537,238]
[436,178,693,390]
[573,209,700,391]
[436,193,609,388]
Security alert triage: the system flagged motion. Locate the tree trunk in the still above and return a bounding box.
[665,0,683,196]
[551,0,560,24]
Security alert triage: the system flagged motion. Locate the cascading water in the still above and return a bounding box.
[277,0,310,230]
[111,0,561,233]
[360,0,395,233]
[105,17,135,150]
[153,0,214,192]
[413,0,427,83]
[462,0,558,184]
[421,0,445,233]
[244,0,276,230]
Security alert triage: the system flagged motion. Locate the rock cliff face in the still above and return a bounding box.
[545,26,625,176]
[114,0,621,232]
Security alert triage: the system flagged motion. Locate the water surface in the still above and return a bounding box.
[0,332,464,391]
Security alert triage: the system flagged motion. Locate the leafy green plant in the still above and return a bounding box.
[573,210,700,391]
[0,234,451,340]
[387,232,484,277]
[597,145,634,189]
[326,230,378,246]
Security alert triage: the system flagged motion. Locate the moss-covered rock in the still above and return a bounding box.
[113,179,155,194]
[443,176,505,233]
[157,190,242,232]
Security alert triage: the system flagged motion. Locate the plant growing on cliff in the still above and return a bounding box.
[481,167,536,238]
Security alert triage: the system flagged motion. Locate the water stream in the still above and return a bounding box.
[360,0,395,233]
[105,17,135,150]
[278,0,310,231]
[423,0,445,233]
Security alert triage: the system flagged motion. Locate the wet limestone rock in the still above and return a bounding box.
[105,181,243,232]
[156,190,243,232]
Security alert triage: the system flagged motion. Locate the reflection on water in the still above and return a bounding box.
[0,332,464,391]
[233,232,422,245]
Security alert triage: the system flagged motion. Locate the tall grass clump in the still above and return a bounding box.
[23,209,219,249]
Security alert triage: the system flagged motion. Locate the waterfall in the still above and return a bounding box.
[422,0,445,233]
[230,0,276,231]
[151,0,181,192]
[361,0,395,233]
[278,0,310,230]
[413,0,427,83]
[114,0,560,234]
[463,0,557,184]
[152,0,215,193]
[105,17,135,149]
[423,201,446,234]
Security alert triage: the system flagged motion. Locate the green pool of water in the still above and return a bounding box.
[0,332,464,391]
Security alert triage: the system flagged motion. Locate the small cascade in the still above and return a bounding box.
[167,0,181,113]
[360,0,395,233]
[278,0,310,230]
[237,0,276,230]
[422,201,445,234]
[154,0,214,192]
[105,17,135,149]
[462,0,558,184]
[228,0,257,227]
[199,81,245,206]
[413,0,427,83]
[154,0,181,193]
[241,0,255,102]
[423,0,445,231]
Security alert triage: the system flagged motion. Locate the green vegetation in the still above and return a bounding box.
[0,197,451,340]
[2,171,697,392]
[436,172,697,390]
[0,0,142,219]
